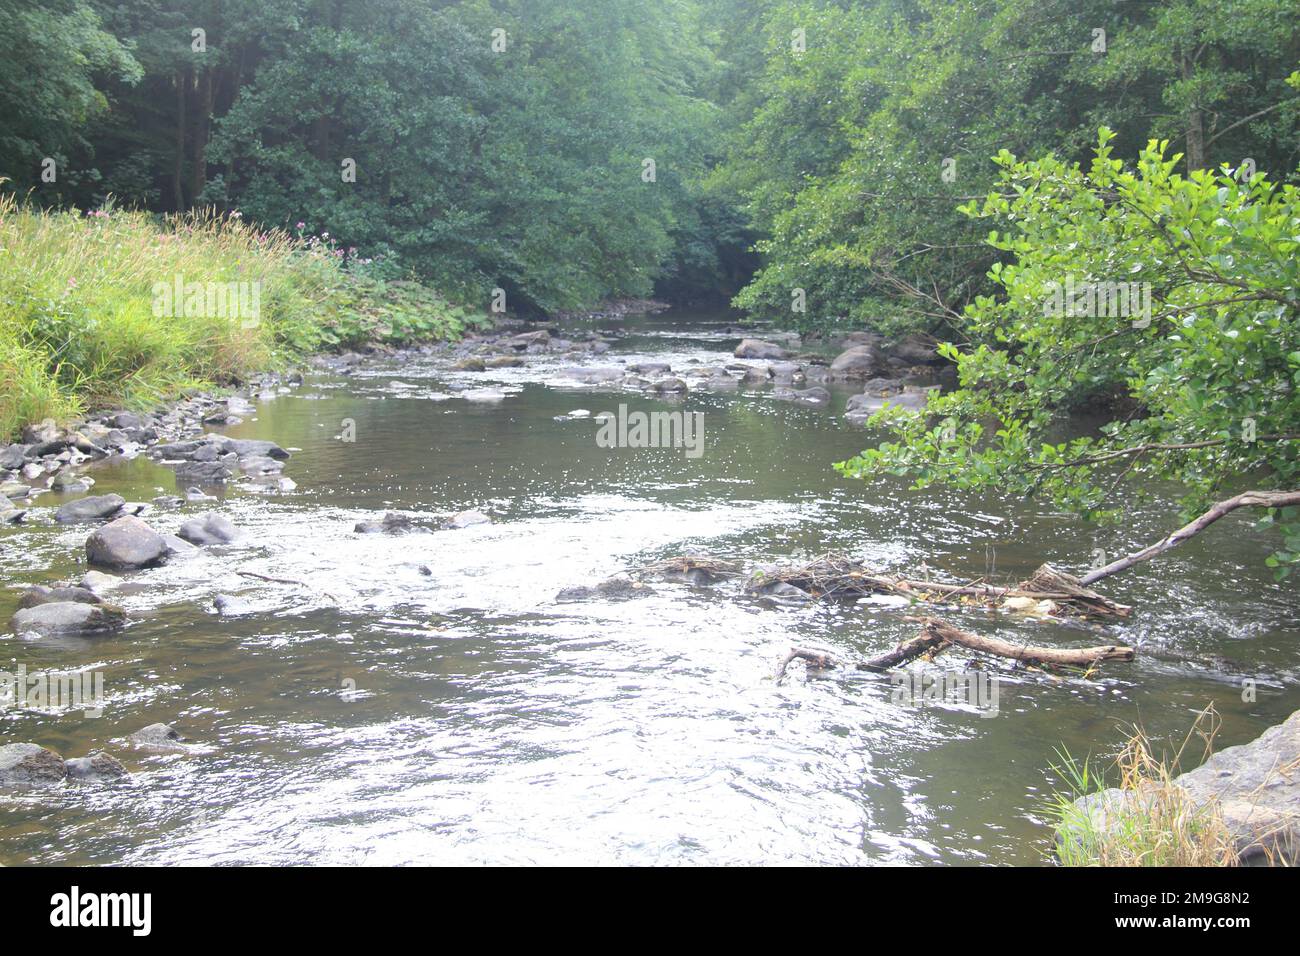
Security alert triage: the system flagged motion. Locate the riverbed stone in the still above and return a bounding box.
[773,385,831,407]
[556,576,653,602]
[55,493,125,523]
[86,515,168,569]
[177,513,238,546]
[0,445,28,469]
[173,460,234,484]
[734,339,788,360]
[128,723,191,753]
[216,438,290,460]
[448,509,491,529]
[65,752,129,782]
[10,601,125,636]
[80,570,122,594]
[16,585,102,609]
[0,744,67,786]
[557,366,626,384]
[1063,708,1300,864]
[829,344,887,380]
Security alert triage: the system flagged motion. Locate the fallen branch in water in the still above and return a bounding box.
[1080,490,1300,585]
[776,616,1135,680]
[747,554,1129,620]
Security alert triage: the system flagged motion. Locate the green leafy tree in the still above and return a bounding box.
[837,130,1300,574]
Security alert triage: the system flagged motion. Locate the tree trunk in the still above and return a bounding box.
[173,69,188,211]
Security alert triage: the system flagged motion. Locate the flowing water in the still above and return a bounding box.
[2,309,1297,866]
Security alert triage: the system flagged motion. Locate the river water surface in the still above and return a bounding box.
[2,309,1297,865]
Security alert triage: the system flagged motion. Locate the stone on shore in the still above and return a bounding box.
[1061,709,1300,864]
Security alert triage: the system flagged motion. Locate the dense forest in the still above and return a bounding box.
[2,0,1298,562]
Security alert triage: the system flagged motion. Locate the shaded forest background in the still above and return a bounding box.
[4,0,1296,323]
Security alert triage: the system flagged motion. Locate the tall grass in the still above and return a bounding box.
[1048,705,1240,866]
[0,193,481,441]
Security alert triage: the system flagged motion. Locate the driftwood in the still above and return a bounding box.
[747,554,1130,620]
[1081,490,1300,585]
[637,555,745,583]
[776,616,1134,680]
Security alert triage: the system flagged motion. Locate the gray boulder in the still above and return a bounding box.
[0,444,28,469]
[773,386,831,408]
[11,601,125,635]
[218,438,290,460]
[557,576,653,602]
[448,510,491,529]
[16,585,102,609]
[829,344,887,380]
[65,752,129,782]
[86,515,168,569]
[0,743,67,785]
[734,339,788,360]
[55,493,125,523]
[557,366,626,384]
[177,513,238,546]
[128,723,191,753]
[173,460,234,484]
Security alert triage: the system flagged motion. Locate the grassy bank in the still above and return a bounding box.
[0,195,485,440]
[1048,708,1238,866]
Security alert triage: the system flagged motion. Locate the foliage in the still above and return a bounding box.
[0,194,478,439]
[837,132,1300,573]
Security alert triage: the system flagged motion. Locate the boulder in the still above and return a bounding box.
[556,576,653,602]
[11,601,125,636]
[448,510,491,529]
[1063,709,1300,864]
[770,362,805,385]
[55,493,125,524]
[773,386,831,408]
[484,356,525,368]
[354,512,413,534]
[128,723,191,753]
[557,366,626,384]
[16,585,102,609]
[0,743,67,786]
[173,460,234,484]
[177,513,238,546]
[65,752,129,782]
[889,332,946,365]
[216,438,289,460]
[453,357,486,371]
[86,515,168,569]
[734,339,788,360]
[829,344,887,380]
[0,444,29,469]
[80,570,122,594]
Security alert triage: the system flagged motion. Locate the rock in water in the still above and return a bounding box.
[448,510,491,529]
[54,493,126,523]
[16,585,102,609]
[65,752,129,782]
[0,743,67,785]
[128,723,191,753]
[733,339,788,360]
[10,601,125,636]
[86,515,168,569]
[177,513,238,545]
[829,344,887,380]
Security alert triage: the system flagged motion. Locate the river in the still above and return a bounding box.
[2,308,1297,865]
